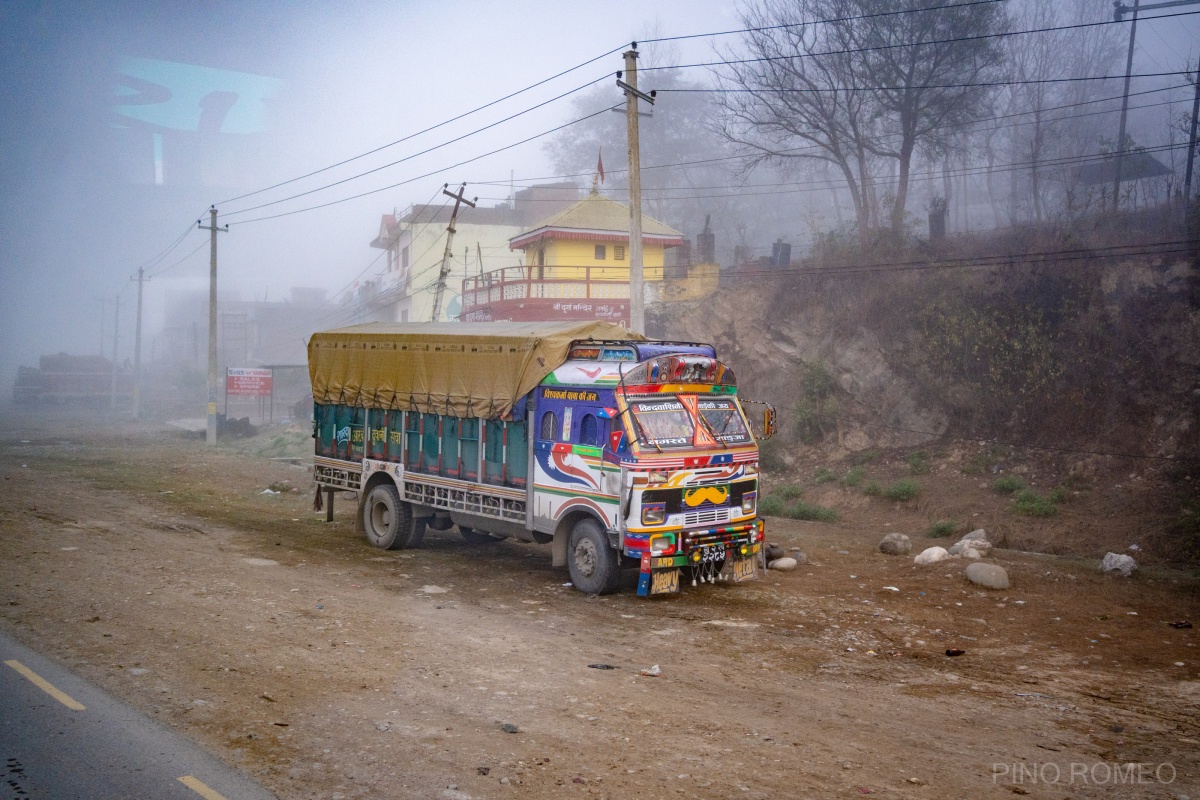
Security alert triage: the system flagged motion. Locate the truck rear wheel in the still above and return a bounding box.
[362,483,413,550]
[567,518,620,595]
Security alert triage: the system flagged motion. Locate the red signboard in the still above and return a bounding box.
[226,367,272,397]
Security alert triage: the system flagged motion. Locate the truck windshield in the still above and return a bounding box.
[628,398,695,449]
[698,398,752,445]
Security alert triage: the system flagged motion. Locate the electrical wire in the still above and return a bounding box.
[658,70,1195,94]
[640,9,1200,75]
[228,106,614,225]
[147,237,211,279]
[215,47,629,208]
[221,74,611,219]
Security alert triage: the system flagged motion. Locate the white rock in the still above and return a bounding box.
[879,532,912,556]
[1101,552,1137,577]
[965,562,1010,590]
[962,547,982,560]
[959,528,989,543]
[768,557,798,571]
[914,546,950,565]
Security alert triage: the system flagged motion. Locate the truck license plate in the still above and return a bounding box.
[650,569,680,595]
[731,556,757,582]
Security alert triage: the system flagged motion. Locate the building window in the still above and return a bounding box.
[401,246,410,270]
[614,245,625,261]
[539,411,558,441]
[594,244,606,260]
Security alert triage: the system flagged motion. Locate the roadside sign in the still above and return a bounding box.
[226,367,272,397]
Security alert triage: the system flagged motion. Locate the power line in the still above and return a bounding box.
[221,74,611,219]
[215,47,628,208]
[658,70,1195,94]
[641,9,1200,75]
[228,106,614,225]
[146,237,211,279]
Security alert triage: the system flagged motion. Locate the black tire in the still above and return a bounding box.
[566,517,620,595]
[460,525,504,545]
[362,483,413,550]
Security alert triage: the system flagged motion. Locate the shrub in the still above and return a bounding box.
[788,499,838,522]
[991,475,1026,494]
[1013,489,1058,517]
[863,481,882,497]
[1048,487,1067,504]
[758,494,786,517]
[758,439,788,472]
[882,480,921,501]
[792,360,838,444]
[927,520,957,538]
[813,466,837,484]
[775,484,805,500]
[842,466,866,487]
[907,450,931,474]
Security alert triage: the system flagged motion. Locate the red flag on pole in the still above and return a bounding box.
[597,149,605,184]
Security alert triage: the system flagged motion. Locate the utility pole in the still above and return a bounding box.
[198,207,227,445]
[618,44,655,334]
[431,184,476,322]
[131,267,149,420]
[1112,0,1200,209]
[109,294,120,411]
[1112,0,1140,213]
[1184,52,1200,206]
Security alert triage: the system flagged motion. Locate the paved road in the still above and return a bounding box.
[0,631,277,800]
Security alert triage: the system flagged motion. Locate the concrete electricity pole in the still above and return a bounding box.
[198,207,227,445]
[109,294,120,411]
[1184,53,1200,205]
[131,267,149,420]
[431,184,476,322]
[618,44,655,335]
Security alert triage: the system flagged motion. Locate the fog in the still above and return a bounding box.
[0,0,1197,397]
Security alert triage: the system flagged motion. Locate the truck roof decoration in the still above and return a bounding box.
[619,354,737,394]
[308,321,645,420]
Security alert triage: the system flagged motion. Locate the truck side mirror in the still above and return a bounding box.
[762,405,777,440]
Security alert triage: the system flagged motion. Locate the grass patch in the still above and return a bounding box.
[813,466,837,484]
[787,499,839,522]
[927,520,957,538]
[863,481,882,497]
[906,450,930,474]
[759,486,838,522]
[1013,489,1059,517]
[882,480,921,501]
[842,466,865,487]
[991,475,1026,494]
[758,494,786,517]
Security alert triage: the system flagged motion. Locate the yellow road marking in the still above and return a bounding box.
[178,776,229,800]
[4,660,86,711]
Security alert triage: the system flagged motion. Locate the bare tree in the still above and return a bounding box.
[841,0,1009,232]
[713,0,883,242]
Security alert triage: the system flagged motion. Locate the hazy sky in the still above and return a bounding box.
[0,0,1196,386]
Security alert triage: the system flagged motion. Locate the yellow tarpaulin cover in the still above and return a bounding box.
[308,321,645,419]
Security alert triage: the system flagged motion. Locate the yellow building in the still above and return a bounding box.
[461,187,683,324]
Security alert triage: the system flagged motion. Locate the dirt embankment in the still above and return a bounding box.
[1,413,1197,799]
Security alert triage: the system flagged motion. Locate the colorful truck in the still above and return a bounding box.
[307,321,775,596]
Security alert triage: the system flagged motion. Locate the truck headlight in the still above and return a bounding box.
[742,492,756,514]
[641,503,666,525]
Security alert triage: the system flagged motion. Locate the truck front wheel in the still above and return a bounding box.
[567,518,620,595]
[362,483,413,550]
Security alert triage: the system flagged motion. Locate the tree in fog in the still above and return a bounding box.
[716,0,1008,236]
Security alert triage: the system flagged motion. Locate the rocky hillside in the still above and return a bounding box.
[648,214,1199,563]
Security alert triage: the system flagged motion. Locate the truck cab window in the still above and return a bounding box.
[539,411,558,441]
[580,413,599,446]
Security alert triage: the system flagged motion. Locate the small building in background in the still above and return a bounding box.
[460,186,684,324]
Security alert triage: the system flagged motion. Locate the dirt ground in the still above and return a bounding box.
[1,411,1197,800]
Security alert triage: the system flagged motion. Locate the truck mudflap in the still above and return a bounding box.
[636,541,763,596]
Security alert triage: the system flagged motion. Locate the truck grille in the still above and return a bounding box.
[682,507,731,526]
